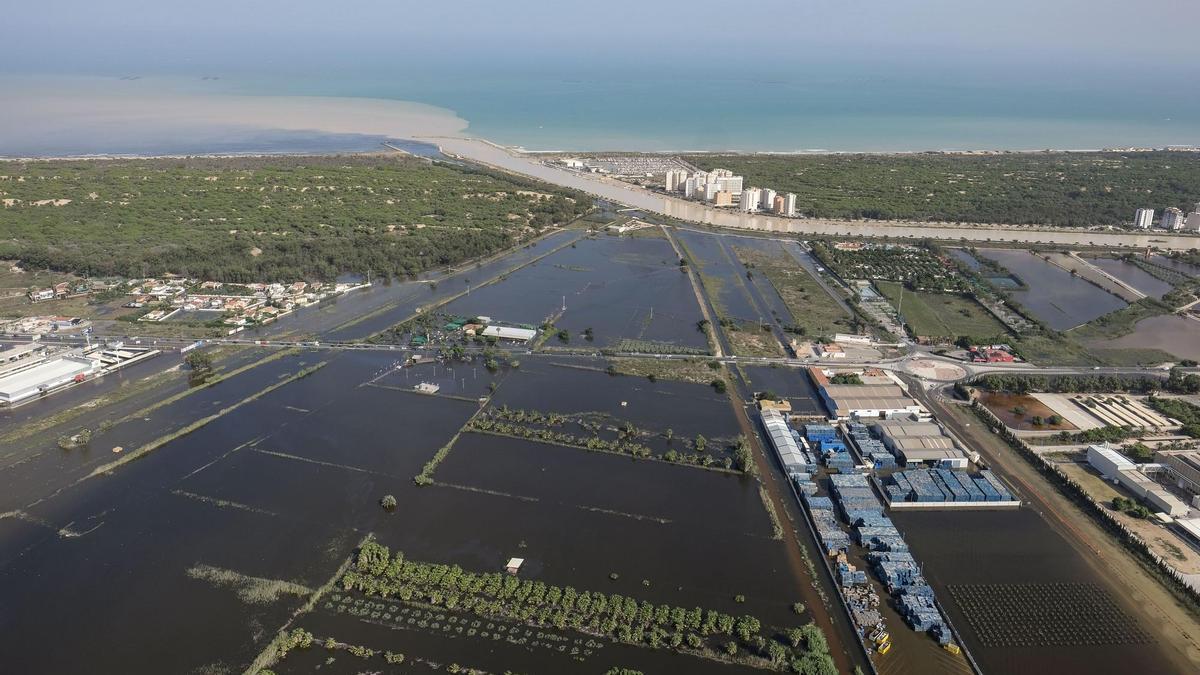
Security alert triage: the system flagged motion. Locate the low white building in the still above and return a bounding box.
[482,325,537,342]
[0,355,96,406]
[1087,445,1189,516]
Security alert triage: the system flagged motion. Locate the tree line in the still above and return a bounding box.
[341,541,836,674]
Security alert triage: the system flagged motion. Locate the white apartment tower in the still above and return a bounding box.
[664,170,682,192]
[760,189,777,211]
[1187,203,1200,232]
[782,192,797,217]
[1133,208,1154,229]
[1159,207,1185,230]
[741,187,761,212]
[684,177,697,198]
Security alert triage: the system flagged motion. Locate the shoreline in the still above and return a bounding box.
[5,138,1200,163]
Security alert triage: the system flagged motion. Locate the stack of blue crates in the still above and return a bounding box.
[869,451,896,470]
[804,424,837,443]
[889,469,1014,503]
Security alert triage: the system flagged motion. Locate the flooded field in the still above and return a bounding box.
[440,234,709,351]
[736,365,825,417]
[676,229,761,320]
[890,508,1180,675]
[976,249,1127,330]
[0,345,836,674]
[1095,314,1200,362]
[1086,257,1174,298]
[1149,255,1200,278]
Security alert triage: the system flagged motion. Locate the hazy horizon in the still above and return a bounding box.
[3,1,1200,154]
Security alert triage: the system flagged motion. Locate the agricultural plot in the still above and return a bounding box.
[891,508,1178,675]
[812,243,971,293]
[438,235,709,351]
[733,244,852,340]
[875,281,1009,341]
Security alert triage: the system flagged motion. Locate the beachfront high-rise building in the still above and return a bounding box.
[714,175,743,195]
[741,187,761,212]
[760,189,777,211]
[665,170,684,192]
[684,177,697,199]
[1187,203,1200,232]
[772,195,786,215]
[782,193,797,217]
[713,191,734,207]
[1133,208,1155,229]
[1159,207,1185,230]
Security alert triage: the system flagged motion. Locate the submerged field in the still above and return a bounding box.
[975,249,1128,331]
[0,346,837,674]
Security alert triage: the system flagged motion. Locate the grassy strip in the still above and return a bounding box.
[758,486,784,541]
[241,532,374,675]
[412,388,499,486]
[114,348,298,425]
[87,362,326,478]
[187,564,311,605]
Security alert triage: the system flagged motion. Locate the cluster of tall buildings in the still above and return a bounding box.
[664,169,797,216]
[1133,204,1200,231]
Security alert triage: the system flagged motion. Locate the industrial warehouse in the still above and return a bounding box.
[0,341,160,407]
[807,367,926,421]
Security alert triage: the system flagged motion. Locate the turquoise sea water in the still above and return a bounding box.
[232,70,1200,152]
[4,67,1200,155]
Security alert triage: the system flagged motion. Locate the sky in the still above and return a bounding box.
[4,0,1198,81]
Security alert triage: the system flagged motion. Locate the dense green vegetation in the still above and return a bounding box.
[812,243,971,293]
[972,370,1200,395]
[690,152,1200,226]
[1112,496,1153,519]
[0,155,590,282]
[341,541,836,674]
[1147,397,1200,438]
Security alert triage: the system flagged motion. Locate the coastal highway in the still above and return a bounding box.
[428,137,1200,251]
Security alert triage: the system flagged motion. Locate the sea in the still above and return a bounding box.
[3,67,1200,156]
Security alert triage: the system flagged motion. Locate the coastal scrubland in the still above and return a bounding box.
[690,152,1200,227]
[0,154,590,282]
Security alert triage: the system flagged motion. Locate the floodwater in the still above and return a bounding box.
[1086,258,1174,299]
[675,229,761,320]
[977,392,1077,431]
[736,364,824,416]
[890,508,1179,675]
[440,235,709,350]
[0,346,821,674]
[1149,255,1200,278]
[1097,314,1200,362]
[976,249,1127,330]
